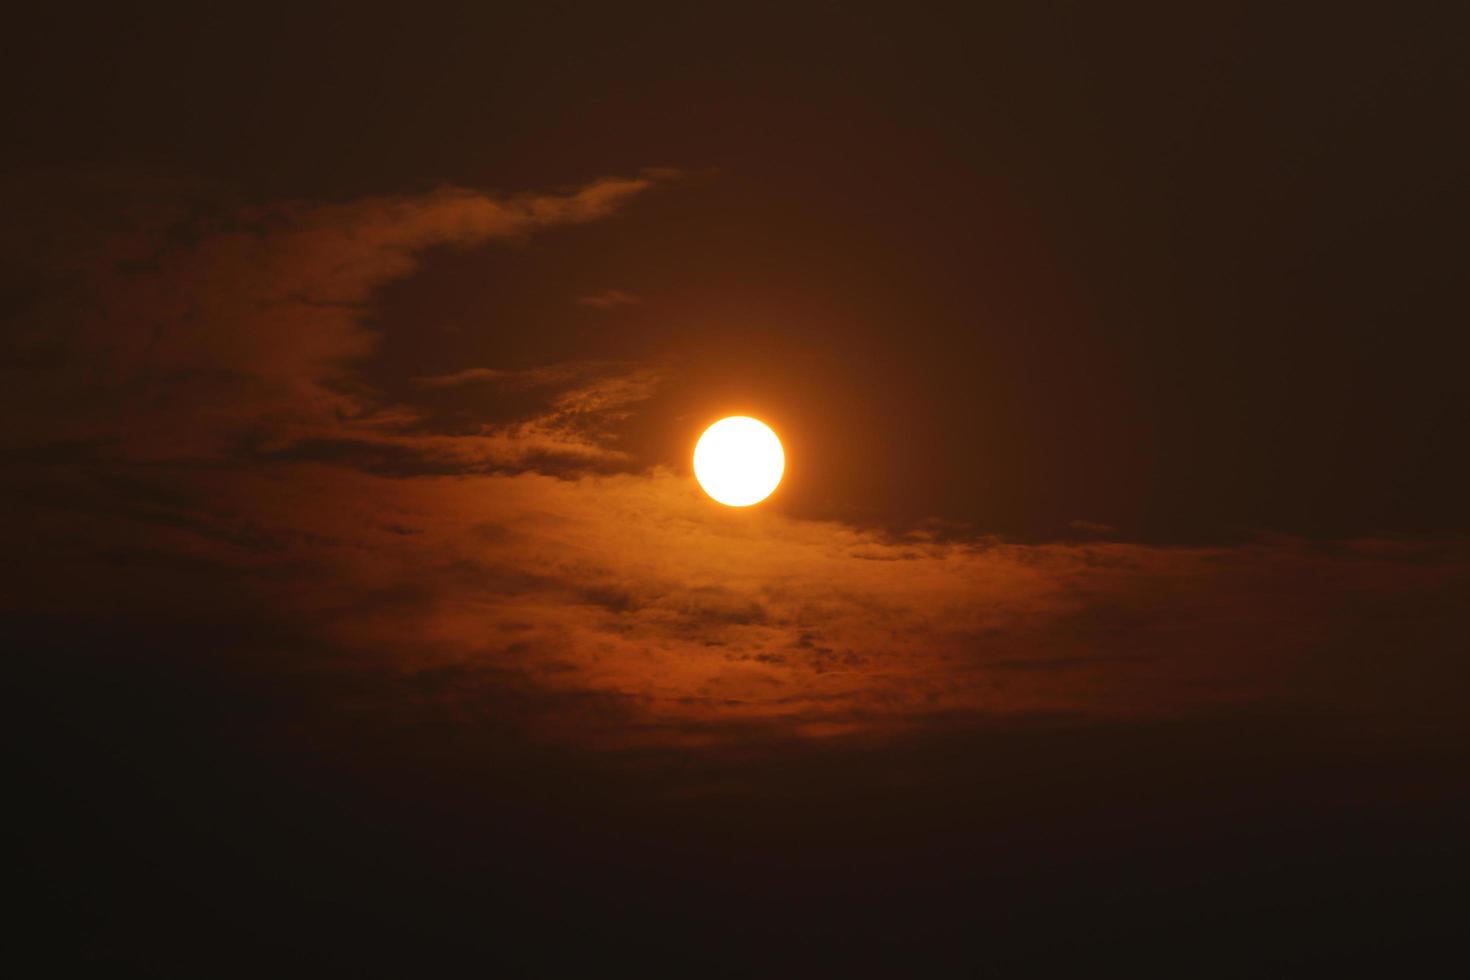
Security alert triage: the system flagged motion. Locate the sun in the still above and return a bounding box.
[693,416,785,507]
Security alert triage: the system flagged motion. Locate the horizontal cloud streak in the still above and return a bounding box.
[577,289,641,309]
[8,454,1466,748]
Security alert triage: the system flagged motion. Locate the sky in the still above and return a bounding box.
[7,3,1468,974]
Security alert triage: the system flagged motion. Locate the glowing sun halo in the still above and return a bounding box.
[693,416,785,507]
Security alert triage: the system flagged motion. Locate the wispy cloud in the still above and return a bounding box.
[410,367,513,388]
[577,289,641,309]
[0,173,666,463]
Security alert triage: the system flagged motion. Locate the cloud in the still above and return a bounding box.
[411,367,514,388]
[1068,519,1118,537]
[8,448,1467,749]
[373,361,664,474]
[4,171,1468,757]
[577,289,641,309]
[0,173,663,464]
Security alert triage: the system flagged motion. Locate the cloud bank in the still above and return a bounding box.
[3,173,1467,753]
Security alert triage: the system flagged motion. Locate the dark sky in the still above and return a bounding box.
[6,3,1468,974]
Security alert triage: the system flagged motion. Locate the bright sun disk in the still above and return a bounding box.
[693,416,784,507]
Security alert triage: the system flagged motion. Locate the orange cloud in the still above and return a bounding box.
[4,172,1466,757]
[577,289,641,309]
[0,174,662,463]
[11,449,1465,750]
